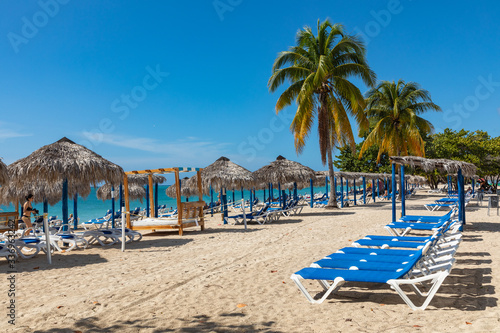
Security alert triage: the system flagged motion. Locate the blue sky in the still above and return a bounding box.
[1,0,499,174]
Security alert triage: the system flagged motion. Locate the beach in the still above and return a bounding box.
[3,191,499,332]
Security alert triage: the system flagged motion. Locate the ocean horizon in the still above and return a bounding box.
[0,184,364,223]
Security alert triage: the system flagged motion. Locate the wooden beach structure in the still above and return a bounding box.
[123,167,204,236]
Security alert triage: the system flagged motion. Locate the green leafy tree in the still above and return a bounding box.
[426,129,500,191]
[268,19,376,207]
[334,142,391,173]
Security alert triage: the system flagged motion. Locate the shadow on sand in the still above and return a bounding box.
[34,313,282,333]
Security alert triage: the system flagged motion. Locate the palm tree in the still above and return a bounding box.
[359,79,441,194]
[268,19,376,207]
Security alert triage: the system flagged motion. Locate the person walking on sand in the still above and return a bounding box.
[21,194,39,230]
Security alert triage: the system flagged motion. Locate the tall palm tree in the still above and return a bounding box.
[359,79,441,194]
[359,80,441,160]
[268,19,376,207]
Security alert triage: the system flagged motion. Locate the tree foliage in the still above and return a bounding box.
[359,80,441,161]
[334,128,500,191]
[334,143,391,173]
[425,128,500,191]
[268,19,376,206]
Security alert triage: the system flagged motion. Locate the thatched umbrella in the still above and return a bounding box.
[9,137,123,186]
[187,156,253,219]
[0,180,91,206]
[127,174,166,185]
[253,155,315,185]
[253,156,315,205]
[389,156,477,177]
[97,183,146,203]
[195,156,254,192]
[0,158,8,186]
[8,137,124,228]
[166,177,196,199]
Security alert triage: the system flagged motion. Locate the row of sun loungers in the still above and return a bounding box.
[0,211,143,261]
[423,193,474,211]
[227,198,304,225]
[290,200,462,310]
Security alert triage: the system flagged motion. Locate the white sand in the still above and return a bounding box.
[3,191,500,332]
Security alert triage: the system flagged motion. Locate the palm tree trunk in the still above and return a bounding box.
[326,143,338,208]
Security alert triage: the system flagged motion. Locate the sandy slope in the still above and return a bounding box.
[2,191,499,332]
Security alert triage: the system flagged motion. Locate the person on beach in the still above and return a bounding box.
[22,194,39,230]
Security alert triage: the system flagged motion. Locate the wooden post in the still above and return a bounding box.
[146,183,150,217]
[124,175,131,228]
[148,174,154,218]
[154,182,159,218]
[197,170,204,231]
[174,169,183,235]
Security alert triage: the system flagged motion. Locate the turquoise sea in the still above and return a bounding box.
[0,185,362,223]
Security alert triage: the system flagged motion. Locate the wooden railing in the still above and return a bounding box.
[0,212,18,230]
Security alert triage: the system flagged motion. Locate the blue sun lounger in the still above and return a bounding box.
[291,258,453,310]
[398,208,456,223]
[227,204,271,225]
[385,218,460,236]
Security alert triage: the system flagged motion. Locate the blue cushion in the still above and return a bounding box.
[294,267,405,283]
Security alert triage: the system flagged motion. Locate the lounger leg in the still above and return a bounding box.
[387,271,449,311]
[291,275,345,304]
[15,244,40,259]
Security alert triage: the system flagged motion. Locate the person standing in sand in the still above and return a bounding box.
[21,194,39,230]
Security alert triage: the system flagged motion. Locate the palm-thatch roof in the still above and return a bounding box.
[0,158,8,185]
[96,183,146,203]
[406,175,428,184]
[127,174,166,186]
[390,156,477,178]
[315,171,365,180]
[8,137,124,187]
[0,180,91,206]
[165,177,199,198]
[253,155,315,185]
[197,156,254,192]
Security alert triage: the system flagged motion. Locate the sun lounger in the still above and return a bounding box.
[227,204,273,225]
[385,218,461,236]
[290,260,453,310]
[398,208,456,223]
[291,231,458,310]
